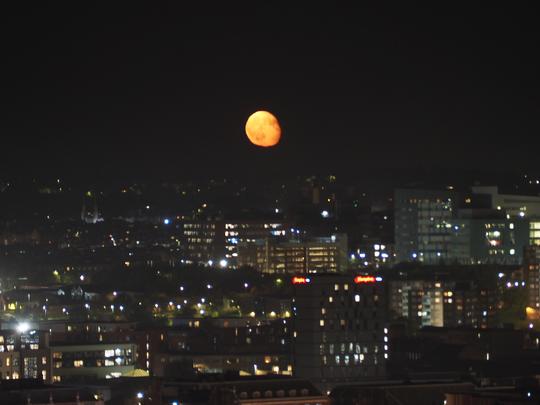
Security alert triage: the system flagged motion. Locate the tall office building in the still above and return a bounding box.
[394,189,458,264]
[291,274,387,391]
[237,234,348,274]
[223,220,288,263]
[182,220,224,265]
[181,218,288,266]
[395,187,534,265]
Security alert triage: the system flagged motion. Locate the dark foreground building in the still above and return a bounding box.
[292,274,387,391]
[0,379,104,404]
[160,375,330,405]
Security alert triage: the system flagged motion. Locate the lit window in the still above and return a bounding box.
[320,320,325,327]
[355,294,360,302]
[74,360,84,368]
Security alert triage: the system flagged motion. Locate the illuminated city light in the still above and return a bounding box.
[354,275,382,284]
[16,322,30,334]
[292,276,311,284]
[163,218,171,225]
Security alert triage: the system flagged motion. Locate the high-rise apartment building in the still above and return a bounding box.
[291,274,387,391]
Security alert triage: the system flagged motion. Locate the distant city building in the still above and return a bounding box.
[224,220,288,263]
[387,267,516,329]
[292,274,387,391]
[472,185,540,217]
[0,329,52,383]
[352,242,395,269]
[237,234,348,274]
[388,280,444,327]
[394,188,458,264]
[51,342,137,382]
[395,187,537,265]
[182,220,223,265]
[137,319,292,378]
[182,218,289,266]
[525,245,540,309]
[81,191,103,224]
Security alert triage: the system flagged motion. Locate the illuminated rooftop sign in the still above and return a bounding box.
[292,275,382,285]
[354,275,383,284]
[292,276,311,284]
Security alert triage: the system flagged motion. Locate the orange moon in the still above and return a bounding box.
[245,111,282,147]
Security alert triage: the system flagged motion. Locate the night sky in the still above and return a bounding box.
[1,4,539,179]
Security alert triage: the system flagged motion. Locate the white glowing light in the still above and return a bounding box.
[16,322,30,334]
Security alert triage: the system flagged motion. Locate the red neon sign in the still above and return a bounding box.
[292,276,311,285]
[354,275,382,284]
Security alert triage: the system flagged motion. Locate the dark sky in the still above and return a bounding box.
[1,4,539,179]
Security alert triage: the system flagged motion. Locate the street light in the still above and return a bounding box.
[16,322,30,334]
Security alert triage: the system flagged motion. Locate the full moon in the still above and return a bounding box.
[245,111,282,147]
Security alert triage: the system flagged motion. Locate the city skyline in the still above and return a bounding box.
[2,4,540,403]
